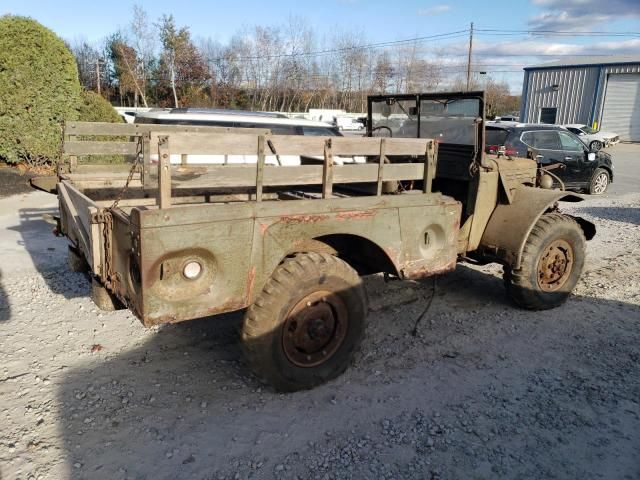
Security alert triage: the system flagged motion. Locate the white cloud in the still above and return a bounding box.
[529,0,640,31]
[417,4,452,16]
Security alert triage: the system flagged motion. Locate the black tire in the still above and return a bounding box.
[589,140,602,152]
[504,213,586,310]
[242,252,367,392]
[91,278,125,311]
[68,246,88,273]
[588,168,609,195]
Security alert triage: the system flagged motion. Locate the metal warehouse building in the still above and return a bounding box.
[520,56,640,141]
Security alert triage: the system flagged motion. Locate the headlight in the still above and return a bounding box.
[183,261,202,280]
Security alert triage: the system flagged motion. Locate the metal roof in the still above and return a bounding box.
[524,55,640,70]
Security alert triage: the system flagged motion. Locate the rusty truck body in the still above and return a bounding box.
[33,92,595,391]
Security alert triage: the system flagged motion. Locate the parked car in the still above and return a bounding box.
[134,108,363,165]
[494,115,519,122]
[336,116,365,131]
[485,122,614,194]
[563,124,619,152]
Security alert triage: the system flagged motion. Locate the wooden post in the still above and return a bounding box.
[322,138,334,199]
[158,135,172,209]
[376,138,386,196]
[142,133,151,189]
[423,140,436,193]
[255,135,265,202]
[68,134,78,173]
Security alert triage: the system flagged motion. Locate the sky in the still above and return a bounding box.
[2,0,640,93]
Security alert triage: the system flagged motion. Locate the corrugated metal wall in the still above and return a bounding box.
[593,64,640,125]
[521,63,640,128]
[521,67,599,124]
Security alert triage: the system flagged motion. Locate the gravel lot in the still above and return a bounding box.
[1,145,639,480]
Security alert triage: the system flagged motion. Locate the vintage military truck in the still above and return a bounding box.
[32,92,595,391]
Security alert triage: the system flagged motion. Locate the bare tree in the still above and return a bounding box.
[129,5,154,106]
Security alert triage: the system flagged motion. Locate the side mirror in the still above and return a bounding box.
[587,152,596,161]
[381,104,391,118]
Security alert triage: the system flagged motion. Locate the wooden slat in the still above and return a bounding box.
[64,141,138,156]
[148,132,431,157]
[58,181,97,268]
[144,163,424,189]
[267,135,430,156]
[65,172,140,180]
[65,121,270,137]
[75,164,138,173]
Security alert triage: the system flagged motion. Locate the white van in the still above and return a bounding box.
[134,109,362,166]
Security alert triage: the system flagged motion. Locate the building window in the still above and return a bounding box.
[539,107,557,124]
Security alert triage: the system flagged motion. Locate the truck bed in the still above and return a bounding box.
[57,123,461,325]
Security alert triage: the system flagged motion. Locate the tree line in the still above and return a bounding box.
[72,6,519,115]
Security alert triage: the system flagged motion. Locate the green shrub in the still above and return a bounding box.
[0,15,81,166]
[78,90,123,123]
[77,90,126,164]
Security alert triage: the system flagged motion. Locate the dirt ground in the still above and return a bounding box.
[0,157,639,479]
[0,166,36,199]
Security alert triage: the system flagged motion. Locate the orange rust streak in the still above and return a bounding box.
[280,214,330,224]
[246,265,257,304]
[335,210,376,221]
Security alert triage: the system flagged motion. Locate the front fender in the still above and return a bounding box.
[478,186,594,268]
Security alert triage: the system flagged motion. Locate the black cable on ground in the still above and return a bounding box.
[411,275,437,337]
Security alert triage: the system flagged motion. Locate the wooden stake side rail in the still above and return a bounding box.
[61,121,270,173]
[148,131,436,209]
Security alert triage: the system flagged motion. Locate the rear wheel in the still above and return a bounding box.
[589,140,602,152]
[242,252,367,392]
[504,213,586,310]
[588,168,609,195]
[68,246,88,273]
[91,278,125,311]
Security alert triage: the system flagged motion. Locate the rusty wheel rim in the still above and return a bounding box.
[282,290,348,368]
[537,239,574,292]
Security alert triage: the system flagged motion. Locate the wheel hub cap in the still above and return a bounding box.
[537,239,574,291]
[594,173,608,193]
[282,291,348,367]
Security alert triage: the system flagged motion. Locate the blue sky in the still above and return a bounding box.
[3,0,640,93]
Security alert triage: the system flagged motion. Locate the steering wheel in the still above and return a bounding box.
[371,126,393,137]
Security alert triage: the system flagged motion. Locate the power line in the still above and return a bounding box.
[214,30,470,62]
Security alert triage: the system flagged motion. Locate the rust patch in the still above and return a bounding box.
[246,266,257,304]
[335,210,376,221]
[143,299,248,327]
[259,222,269,235]
[280,214,330,224]
[401,258,457,280]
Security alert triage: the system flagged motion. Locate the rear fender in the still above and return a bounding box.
[478,186,595,268]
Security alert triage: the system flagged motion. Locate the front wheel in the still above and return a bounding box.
[504,213,586,310]
[589,140,602,152]
[242,252,367,392]
[589,168,609,195]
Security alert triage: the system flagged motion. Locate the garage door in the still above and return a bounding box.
[600,73,640,141]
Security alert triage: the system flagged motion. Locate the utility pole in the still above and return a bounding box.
[466,22,474,92]
[95,59,102,95]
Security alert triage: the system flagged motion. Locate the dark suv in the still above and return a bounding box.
[486,123,614,194]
